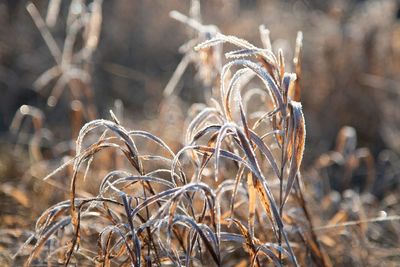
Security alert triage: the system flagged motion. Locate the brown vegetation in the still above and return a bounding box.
[1,1,399,266]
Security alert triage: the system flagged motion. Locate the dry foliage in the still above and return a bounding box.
[1,1,399,267]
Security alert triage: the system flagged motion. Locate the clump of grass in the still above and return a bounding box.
[7,1,400,266]
[26,0,100,118]
[15,6,329,265]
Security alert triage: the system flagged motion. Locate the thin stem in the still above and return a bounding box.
[278,112,288,265]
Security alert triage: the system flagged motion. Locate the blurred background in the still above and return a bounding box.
[0,0,400,265]
[1,0,400,157]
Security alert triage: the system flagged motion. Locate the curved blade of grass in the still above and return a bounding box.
[282,101,306,208]
[129,130,175,158]
[172,215,221,266]
[252,245,282,267]
[76,119,143,174]
[221,59,285,117]
[185,107,220,145]
[249,131,280,178]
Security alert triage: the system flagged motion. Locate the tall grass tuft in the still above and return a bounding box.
[14,5,332,264]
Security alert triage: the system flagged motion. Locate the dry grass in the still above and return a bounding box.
[1,1,400,267]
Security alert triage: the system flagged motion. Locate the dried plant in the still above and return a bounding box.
[26,0,101,119]
[14,7,327,264]
[5,2,400,267]
[163,0,222,98]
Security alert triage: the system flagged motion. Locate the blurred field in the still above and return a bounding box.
[0,0,400,266]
